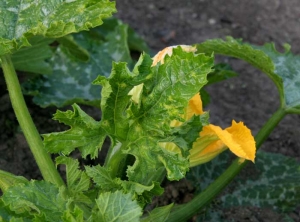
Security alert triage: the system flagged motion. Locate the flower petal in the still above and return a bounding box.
[152,45,197,66]
[225,120,256,162]
[186,93,204,119]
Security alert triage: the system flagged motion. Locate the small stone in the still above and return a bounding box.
[208,18,216,25]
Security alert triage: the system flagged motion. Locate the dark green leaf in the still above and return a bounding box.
[221,151,300,212]
[10,36,54,74]
[253,43,300,113]
[24,22,132,107]
[0,0,116,56]
[57,35,90,62]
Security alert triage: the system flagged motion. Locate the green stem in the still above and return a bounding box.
[104,142,126,178]
[1,55,64,187]
[166,108,286,222]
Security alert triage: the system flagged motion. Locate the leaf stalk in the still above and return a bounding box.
[1,54,64,187]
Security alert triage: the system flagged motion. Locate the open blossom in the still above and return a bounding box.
[152,45,256,167]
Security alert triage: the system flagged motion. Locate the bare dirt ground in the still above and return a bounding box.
[0,0,300,221]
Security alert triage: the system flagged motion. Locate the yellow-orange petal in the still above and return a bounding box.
[152,45,197,66]
[225,120,256,162]
[186,93,204,119]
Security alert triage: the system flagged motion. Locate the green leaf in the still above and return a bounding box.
[94,47,213,183]
[43,104,106,159]
[47,47,213,197]
[85,165,163,206]
[62,206,84,222]
[2,181,68,221]
[90,190,142,222]
[141,204,174,222]
[57,35,90,62]
[253,43,300,113]
[0,199,32,222]
[24,21,133,107]
[221,151,300,212]
[196,37,300,113]
[169,112,210,157]
[188,151,300,213]
[55,156,90,193]
[196,37,275,77]
[10,36,54,74]
[0,170,28,192]
[0,0,116,56]
[85,165,121,192]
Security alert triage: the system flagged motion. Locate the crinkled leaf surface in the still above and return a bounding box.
[85,165,121,192]
[0,0,116,56]
[55,156,90,194]
[0,170,28,192]
[90,190,142,222]
[85,165,164,206]
[197,37,300,113]
[2,181,68,221]
[24,21,133,107]
[94,48,213,182]
[0,199,31,222]
[43,104,106,159]
[45,48,213,189]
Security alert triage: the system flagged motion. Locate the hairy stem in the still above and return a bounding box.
[166,107,286,221]
[1,55,64,187]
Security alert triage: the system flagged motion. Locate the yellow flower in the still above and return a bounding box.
[188,95,256,166]
[151,46,256,167]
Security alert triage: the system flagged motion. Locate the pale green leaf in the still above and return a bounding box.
[90,190,142,222]
[0,170,28,192]
[2,181,68,222]
[0,0,116,56]
[24,22,132,107]
[62,206,84,222]
[43,104,106,159]
[0,199,31,222]
[55,156,90,193]
[141,204,174,222]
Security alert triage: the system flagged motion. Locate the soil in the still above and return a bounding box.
[1,0,300,221]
